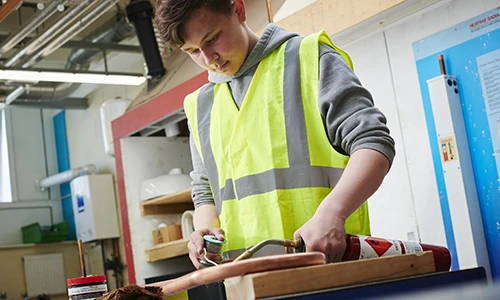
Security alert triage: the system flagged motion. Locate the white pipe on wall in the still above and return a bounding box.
[36,164,97,191]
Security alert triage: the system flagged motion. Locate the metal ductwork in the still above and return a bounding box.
[1,1,136,105]
[22,0,121,69]
[0,0,68,57]
[65,14,136,71]
[5,0,97,68]
[126,0,166,79]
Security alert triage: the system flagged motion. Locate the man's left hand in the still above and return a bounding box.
[294,209,347,263]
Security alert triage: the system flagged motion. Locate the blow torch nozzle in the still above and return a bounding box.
[233,238,305,262]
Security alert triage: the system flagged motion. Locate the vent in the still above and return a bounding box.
[23,253,67,296]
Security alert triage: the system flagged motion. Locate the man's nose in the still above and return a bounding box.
[202,49,219,67]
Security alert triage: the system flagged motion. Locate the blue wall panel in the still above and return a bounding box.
[53,111,76,240]
[413,8,500,278]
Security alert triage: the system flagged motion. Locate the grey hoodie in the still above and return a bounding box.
[189,24,395,208]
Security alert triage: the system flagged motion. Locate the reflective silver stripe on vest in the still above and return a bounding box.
[196,37,344,210]
[283,36,310,167]
[234,166,342,200]
[196,83,225,212]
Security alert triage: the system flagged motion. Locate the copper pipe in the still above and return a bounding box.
[233,239,301,262]
[438,54,446,75]
[78,240,87,277]
[265,0,273,23]
[153,252,326,295]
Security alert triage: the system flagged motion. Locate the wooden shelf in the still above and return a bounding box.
[140,187,194,216]
[145,239,189,262]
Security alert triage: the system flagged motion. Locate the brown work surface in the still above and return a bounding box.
[225,251,436,300]
[151,252,326,295]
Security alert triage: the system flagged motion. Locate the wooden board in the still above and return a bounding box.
[140,188,194,216]
[225,252,436,299]
[145,239,189,262]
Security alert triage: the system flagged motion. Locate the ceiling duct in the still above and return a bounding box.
[4,0,97,68]
[22,0,121,69]
[126,0,166,79]
[0,0,68,57]
[0,10,136,106]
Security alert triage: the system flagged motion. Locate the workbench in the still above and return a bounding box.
[146,252,488,300]
[263,267,487,299]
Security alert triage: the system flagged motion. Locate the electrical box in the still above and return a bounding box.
[427,75,490,275]
[70,174,120,242]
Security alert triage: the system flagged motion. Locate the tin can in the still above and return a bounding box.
[67,275,107,299]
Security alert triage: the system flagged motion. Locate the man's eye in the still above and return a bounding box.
[191,49,200,54]
[208,35,218,44]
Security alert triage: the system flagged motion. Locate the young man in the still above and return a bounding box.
[156,0,395,269]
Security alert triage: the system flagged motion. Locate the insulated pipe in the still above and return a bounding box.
[22,0,120,68]
[126,0,166,78]
[1,11,134,102]
[36,164,97,191]
[5,85,24,105]
[0,0,68,57]
[0,81,80,100]
[5,0,98,67]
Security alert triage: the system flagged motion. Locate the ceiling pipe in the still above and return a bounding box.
[36,164,97,191]
[65,14,135,71]
[5,85,24,105]
[126,0,166,79]
[0,11,136,102]
[22,0,121,69]
[4,0,98,68]
[0,0,68,57]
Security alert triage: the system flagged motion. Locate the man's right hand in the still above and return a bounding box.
[187,228,225,269]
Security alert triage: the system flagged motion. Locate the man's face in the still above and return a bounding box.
[180,1,250,76]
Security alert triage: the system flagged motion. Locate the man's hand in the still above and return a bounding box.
[187,228,225,269]
[294,209,347,263]
[294,149,390,262]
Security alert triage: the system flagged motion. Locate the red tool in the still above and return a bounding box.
[343,234,451,272]
[232,234,451,272]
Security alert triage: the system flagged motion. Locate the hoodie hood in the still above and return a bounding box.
[208,24,298,84]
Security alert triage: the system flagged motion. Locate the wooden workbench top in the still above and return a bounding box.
[225,251,436,300]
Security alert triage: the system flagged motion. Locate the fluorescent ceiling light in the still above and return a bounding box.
[0,69,146,86]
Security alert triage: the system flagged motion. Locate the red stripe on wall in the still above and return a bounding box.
[111,71,208,284]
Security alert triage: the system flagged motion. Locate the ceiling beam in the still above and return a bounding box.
[62,40,142,53]
[0,34,142,53]
[0,0,22,23]
[11,97,88,109]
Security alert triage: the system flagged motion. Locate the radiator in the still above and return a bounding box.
[23,253,67,296]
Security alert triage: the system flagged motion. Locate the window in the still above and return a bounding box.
[0,110,12,203]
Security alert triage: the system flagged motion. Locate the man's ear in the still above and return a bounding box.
[233,0,247,22]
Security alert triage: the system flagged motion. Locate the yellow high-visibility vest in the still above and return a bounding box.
[184,31,370,253]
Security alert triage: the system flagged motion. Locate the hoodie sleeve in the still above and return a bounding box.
[189,133,215,208]
[318,43,395,165]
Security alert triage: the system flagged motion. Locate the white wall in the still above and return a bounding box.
[65,83,143,174]
[274,0,317,22]
[342,32,421,242]
[121,137,193,285]
[336,0,499,250]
